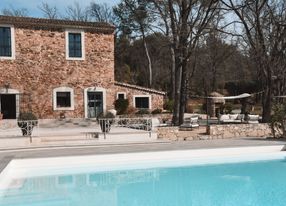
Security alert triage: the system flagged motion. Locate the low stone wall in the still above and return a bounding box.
[208,123,272,139]
[157,126,200,141]
[157,123,272,141]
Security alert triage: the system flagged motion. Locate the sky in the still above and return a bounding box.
[0,0,119,17]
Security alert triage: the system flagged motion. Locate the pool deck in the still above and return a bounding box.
[0,137,285,173]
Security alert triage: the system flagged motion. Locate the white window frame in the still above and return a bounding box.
[65,29,85,60]
[84,87,106,118]
[0,24,15,60]
[133,95,152,110]
[53,87,75,111]
[116,92,126,100]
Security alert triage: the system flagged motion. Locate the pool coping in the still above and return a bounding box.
[0,145,285,183]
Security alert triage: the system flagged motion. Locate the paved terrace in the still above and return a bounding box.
[0,138,285,173]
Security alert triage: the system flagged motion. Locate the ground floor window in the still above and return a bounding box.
[134,95,151,109]
[53,87,74,110]
[56,92,71,108]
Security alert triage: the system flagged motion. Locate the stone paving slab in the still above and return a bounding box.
[0,138,285,173]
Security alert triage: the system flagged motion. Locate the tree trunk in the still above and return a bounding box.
[179,59,188,125]
[262,84,272,123]
[172,61,182,126]
[142,35,152,88]
[170,47,176,99]
[261,63,273,123]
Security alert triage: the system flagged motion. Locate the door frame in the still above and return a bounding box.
[0,88,20,119]
[84,87,106,118]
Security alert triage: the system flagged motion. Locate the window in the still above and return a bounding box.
[134,95,151,109]
[0,25,15,59]
[56,92,71,107]
[117,92,126,100]
[53,87,74,110]
[66,30,85,60]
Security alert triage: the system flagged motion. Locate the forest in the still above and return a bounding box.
[2,0,286,125]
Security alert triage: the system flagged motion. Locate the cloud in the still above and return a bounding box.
[0,0,118,17]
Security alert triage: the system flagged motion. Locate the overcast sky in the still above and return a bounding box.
[0,0,119,17]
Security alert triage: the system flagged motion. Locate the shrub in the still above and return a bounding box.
[18,112,38,121]
[164,99,174,112]
[270,103,286,138]
[136,109,150,115]
[114,99,129,115]
[126,106,137,115]
[152,108,162,114]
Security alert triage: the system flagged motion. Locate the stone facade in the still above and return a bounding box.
[0,16,165,119]
[114,82,165,111]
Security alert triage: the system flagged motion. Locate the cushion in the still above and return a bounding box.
[220,115,230,121]
[229,114,238,120]
[248,115,259,121]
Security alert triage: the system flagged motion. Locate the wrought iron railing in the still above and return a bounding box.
[0,120,39,142]
[97,117,153,139]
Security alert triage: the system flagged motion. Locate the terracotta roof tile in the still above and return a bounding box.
[115,81,166,95]
[0,15,115,34]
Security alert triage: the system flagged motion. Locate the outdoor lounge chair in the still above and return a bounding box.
[246,114,259,124]
[180,116,199,129]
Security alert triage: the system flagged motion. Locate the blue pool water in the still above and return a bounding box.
[1,158,286,206]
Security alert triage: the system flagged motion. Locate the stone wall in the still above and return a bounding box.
[158,123,272,141]
[0,27,115,119]
[157,127,200,141]
[207,123,272,139]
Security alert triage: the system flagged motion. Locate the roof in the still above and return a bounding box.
[0,15,115,34]
[115,82,166,96]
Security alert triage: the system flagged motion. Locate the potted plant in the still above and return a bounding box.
[17,112,38,136]
[97,112,115,133]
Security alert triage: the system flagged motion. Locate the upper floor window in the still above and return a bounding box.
[65,30,85,60]
[0,26,15,59]
[117,92,126,100]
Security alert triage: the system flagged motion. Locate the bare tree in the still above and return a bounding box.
[151,0,220,125]
[65,2,89,22]
[89,2,115,23]
[221,0,286,122]
[38,2,59,19]
[1,6,28,17]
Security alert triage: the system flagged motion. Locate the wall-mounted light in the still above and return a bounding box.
[4,82,10,93]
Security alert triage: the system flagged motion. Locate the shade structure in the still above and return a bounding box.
[208,93,251,100]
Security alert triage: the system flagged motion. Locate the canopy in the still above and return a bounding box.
[208,93,251,100]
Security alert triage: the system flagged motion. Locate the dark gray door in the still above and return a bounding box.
[87,92,103,118]
[0,94,16,119]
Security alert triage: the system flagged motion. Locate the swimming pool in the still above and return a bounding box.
[0,146,285,206]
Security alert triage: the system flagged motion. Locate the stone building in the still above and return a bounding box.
[0,16,165,119]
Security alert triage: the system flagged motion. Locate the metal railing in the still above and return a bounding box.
[97,117,153,139]
[0,120,39,142]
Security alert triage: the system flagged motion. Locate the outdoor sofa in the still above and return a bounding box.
[219,114,260,124]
